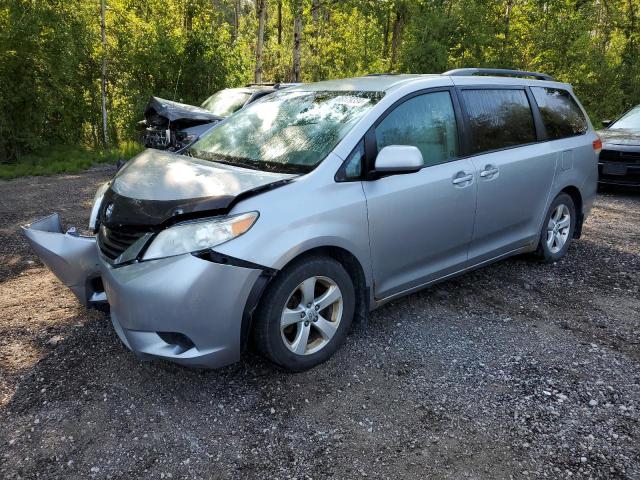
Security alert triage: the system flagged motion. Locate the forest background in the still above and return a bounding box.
[1,0,638,175]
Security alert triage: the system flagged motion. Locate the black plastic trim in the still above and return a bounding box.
[240,273,274,349]
[525,86,548,142]
[192,250,278,276]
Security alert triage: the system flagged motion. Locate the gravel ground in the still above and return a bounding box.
[0,169,639,479]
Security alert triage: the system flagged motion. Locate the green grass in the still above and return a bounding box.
[0,142,143,180]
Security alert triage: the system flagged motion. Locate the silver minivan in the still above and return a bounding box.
[23,69,600,371]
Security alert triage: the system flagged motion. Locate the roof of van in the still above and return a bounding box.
[291,73,570,93]
[292,75,440,93]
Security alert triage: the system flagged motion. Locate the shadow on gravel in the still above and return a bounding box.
[2,176,639,478]
[0,170,112,281]
[3,311,278,416]
[4,191,639,417]
[597,184,640,198]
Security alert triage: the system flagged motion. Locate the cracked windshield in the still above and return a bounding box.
[189,90,384,174]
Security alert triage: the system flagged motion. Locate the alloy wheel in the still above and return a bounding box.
[546,203,571,254]
[280,276,344,355]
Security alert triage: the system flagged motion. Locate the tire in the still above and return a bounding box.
[253,255,355,372]
[536,193,576,263]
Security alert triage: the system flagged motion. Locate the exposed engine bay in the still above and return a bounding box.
[139,97,222,151]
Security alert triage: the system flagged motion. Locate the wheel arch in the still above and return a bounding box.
[241,245,371,351]
[559,185,584,238]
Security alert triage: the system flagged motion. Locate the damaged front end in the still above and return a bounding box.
[21,214,107,309]
[20,148,298,367]
[22,149,295,312]
[139,96,222,151]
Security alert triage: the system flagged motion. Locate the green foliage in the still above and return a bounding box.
[0,142,142,180]
[1,0,640,169]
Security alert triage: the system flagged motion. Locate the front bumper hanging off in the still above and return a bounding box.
[21,214,105,307]
[22,213,264,368]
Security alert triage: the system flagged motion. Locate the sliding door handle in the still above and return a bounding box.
[480,167,499,178]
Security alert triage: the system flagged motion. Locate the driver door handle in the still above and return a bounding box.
[452,173,474,185]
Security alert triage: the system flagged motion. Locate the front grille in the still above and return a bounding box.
[600,149,640,164]
[98,225,146,260]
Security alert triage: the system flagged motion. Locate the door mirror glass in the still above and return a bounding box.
[602,120,612,128]
[374,145,423,173]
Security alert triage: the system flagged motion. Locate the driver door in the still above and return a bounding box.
[361,90,477,300]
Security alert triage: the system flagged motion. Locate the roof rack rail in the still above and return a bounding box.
[274,82,303,89]
[365,73,400,77]
[443,68,556,82]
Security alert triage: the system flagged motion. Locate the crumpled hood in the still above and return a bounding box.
[598,128,640,146]
[144,96,222,124]
[101,149,295,228]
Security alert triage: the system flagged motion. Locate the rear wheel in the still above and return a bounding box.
[254,256,355,371]
[537,193,576,263]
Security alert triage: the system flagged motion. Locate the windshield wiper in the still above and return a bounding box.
[187,151,311,175]
[189,151,263,171]
[216,158,264,171]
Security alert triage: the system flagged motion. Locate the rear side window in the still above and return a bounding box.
[531,87,588,139]
[461,89,536,154]
[375,91,459,167]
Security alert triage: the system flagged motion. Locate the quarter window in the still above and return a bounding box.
[461,89,536,154]
[531,87,588,139]
[343,139,365,179]
[375,91,459,167]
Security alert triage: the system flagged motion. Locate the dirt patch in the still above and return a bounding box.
[1,171,638,479]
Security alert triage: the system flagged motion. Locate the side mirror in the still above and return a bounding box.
[602,120,612,128]
[374,145,423,174]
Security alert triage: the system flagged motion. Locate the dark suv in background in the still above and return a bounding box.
[598,105,640,186]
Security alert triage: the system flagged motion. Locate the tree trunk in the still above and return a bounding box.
[382,7,391,58]
[292,0,303,82]
[254,0,267,83]
[502,0,513,64]
[233,0,241,43]
[184,0,194,32]
[311,0,320,80]
[278,0,283,45]
[100,0,108,147]
[623,0,638,100]
[389,6,405,71]
[627,0,636,50]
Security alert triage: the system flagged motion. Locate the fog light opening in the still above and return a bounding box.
[157,332,195,354]
[90,276,105,294]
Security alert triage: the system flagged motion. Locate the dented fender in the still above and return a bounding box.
[21,213,103,306]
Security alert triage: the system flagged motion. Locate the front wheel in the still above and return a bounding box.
[253,256,355,372]
[537,193,576,263]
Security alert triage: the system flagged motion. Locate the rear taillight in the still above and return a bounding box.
[593,137,602,154]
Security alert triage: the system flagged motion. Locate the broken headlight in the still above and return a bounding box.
[142,212,258,261]
[89,182,110,232]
